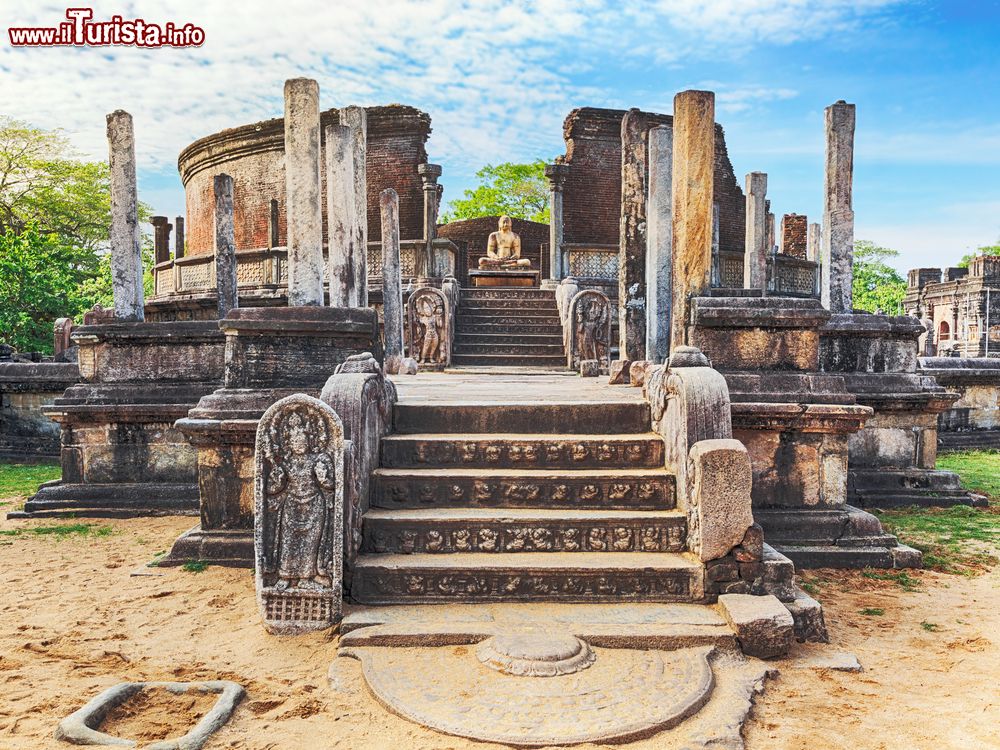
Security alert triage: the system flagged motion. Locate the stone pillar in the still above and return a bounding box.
[670,91,715,352]
[743,172,768,291]
[175,216,185,259]
[418,163,443,279]
[821,100,856,313]
[544,163,570,287]
[106,110,144,322]
[214,174,238,319]
[283,78,324,307]
[807,222,821,263]
[781,214,808,259]
[619,108,648,361]
[151,216,171,264]
[381,189,403,372]
[268,199,279,248]
[325,123,356,308]
[646,124,673,364]
[341,106,368,307]
[766,209,775,254]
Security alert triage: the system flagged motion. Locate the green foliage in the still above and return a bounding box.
[441,160,550,224]
[861,570,920,592]
[182,560,209,573]
[852,239,906,314]
[0,460,60,501]
[921,621,939,632]
[859,607,885,616]
[0,523,112,538]
[957,243,1000,269]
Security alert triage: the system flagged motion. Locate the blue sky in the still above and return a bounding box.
[3,0,999,272]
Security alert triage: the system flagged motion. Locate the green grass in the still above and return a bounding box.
[182,560,208,573]
[875,450,1000,575]
[861,570,921,591]
[859,607,885,616]
[0,523,113,538]
[921,621,939,632]
[0,460,60,500]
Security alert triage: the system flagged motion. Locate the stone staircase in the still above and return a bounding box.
[451,288,565,367]
[350,396,708,604]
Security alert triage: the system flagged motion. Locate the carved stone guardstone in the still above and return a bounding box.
[567,290,611,374]
[255,393,345,634]
[407,286,450,370]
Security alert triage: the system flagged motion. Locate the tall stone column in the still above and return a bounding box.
[175,216,185,259]
[743,172,768,291]
[807,222,821,263]
[214,174,238,318]
[381,189,403,372]
[670,91,715,352]
[341,106,368,307]
[418,163,443,279]
[106,110,144,322]
[268,199,279,248]
[646,124,673,364]
[151,216,171,264]
[284,78,324,307]
[619,108,648,361]
[544,163,570,287]
[821,100,856,313]
[325,123,356,308]
[766,209,775,253]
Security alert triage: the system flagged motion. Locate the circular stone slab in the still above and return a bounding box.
[477,633,595,676]
[349,644,715,746]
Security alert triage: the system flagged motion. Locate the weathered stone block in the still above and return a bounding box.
[609,359,632,385]
[718,593,794,658]
[784,590,829,643]
[579,359,599,377]
[687,439,754,562]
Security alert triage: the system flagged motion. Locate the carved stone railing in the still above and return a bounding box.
[564,244,618,282]
[715,250,744,289]
[769,254,820,298]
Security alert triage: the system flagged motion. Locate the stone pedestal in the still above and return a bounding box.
[689,295,919,568]
[164,306,380,566]
[18,322,224,518]
[820,313,981,508]
[0,362,79,460]
[919,357,1000,451]
[470,270,539,287]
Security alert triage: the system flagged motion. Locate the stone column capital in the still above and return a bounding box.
[545,163,571,190]
[418,163,443,188]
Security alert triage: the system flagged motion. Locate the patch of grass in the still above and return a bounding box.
[182,560,208,573]
[0,460,60,501]
[859,607,885,617]
[0,523,113,538]
[921,621,939,632]
[799,581,818,595]
[147,551,166,568]
[874,450,1000,575]
[861,569,921,592]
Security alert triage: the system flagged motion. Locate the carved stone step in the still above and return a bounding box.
[461,288,557,300]
[19,483,199,518]
[350,552,705,603]
[394,401,650,434]
[460,299,559,311]
[449,354,567,367]
[456,322,564,336]
[371,468,676,510]
[362,508,687,554]
[381,433,665,469]
[452,342,565,356]
[453,333,564,347]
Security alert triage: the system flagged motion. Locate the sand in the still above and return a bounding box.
[1,514,997,750]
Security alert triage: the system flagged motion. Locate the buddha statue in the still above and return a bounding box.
[479,215,532,270]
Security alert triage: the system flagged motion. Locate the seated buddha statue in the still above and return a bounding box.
[478,215,532,269]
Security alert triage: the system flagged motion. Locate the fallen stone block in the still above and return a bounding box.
[718,593,794,658]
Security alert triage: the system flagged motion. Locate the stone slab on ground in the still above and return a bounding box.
[718,593,795,658]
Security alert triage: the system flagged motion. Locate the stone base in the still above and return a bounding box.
[939,429,1000,452]
[13,481,198,519]
[160,524,254,567]
[849,468,987,508]
[469,269,539,287]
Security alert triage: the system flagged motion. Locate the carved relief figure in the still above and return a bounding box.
[254,394,344,634]
[568,290,612,371]
[407,287,450,367]
[479,215,531,269]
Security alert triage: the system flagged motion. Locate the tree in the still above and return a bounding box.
[852,239,907,314]
[0,118,114,250]
[441,160,550,224]
[957,243,1000,268]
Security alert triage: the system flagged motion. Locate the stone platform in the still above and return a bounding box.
[469,269,539,287]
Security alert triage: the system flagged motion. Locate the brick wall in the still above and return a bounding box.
[780,214,808,259]
[437,216,550,284]
[559,107,746,253]
[178,105,430,255]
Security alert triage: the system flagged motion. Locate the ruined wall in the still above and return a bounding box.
[437,216,550,283]
[780,214,808,259]
[559,107,745,253]
[178,105,430,255]
[0,363,79,458]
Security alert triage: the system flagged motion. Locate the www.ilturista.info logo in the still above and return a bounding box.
[8,8,205,48]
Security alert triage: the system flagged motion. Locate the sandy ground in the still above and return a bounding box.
[1,514,997,750]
